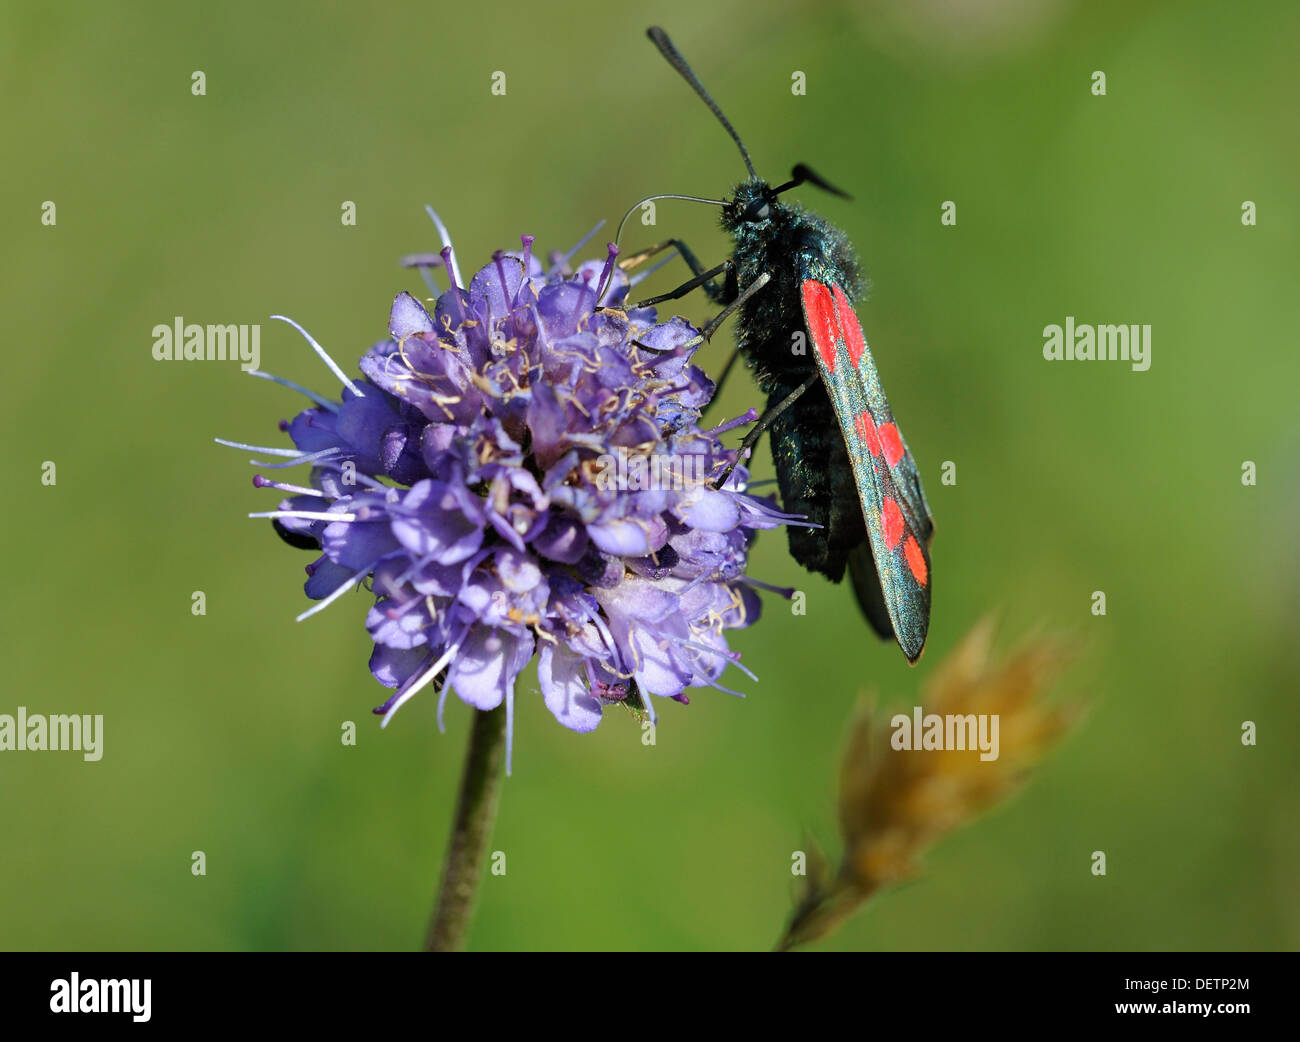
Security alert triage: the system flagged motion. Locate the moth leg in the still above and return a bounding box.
[619,238,736,303]
[631,258,734,308]
[687,272,771,347]
[695,274,771,415]
[714,369,819,488]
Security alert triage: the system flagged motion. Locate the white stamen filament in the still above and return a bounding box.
[294,565,374,622]
[423,205,463,289]
[249,510,357,523]
[381,638,463,727]
[257,479,324,497]
[249,448,341,469]
[245,369,340,412]
[270,314,366,398]
[214,438,300,457]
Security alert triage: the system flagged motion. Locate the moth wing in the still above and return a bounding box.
[799,274,933,662]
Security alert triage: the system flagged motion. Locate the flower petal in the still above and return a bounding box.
[389,291,435,339]
[448,627,534,710]
[539,644,603,733]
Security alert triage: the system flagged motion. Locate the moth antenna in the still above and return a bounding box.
[773,163,853,201]
[647,27,758,180]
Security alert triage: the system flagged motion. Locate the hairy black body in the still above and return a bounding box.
[637,26,932,656]
[714,181,893,636]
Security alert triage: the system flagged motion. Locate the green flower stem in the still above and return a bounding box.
[424,704,507,952]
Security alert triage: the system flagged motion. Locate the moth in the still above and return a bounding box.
[630,27,935,662]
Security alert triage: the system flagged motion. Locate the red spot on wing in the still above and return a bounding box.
[903,535,928,587]
[801,279,839,371]
[881,498,904,549]
[878,422,905,467]
[854,410,882,457]
[831,286,866,366]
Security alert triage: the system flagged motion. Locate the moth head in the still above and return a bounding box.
[725,179,777,230]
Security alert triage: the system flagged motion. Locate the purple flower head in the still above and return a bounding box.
[221,212,806,772]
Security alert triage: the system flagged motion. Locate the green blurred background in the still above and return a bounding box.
[2,0,1296,951]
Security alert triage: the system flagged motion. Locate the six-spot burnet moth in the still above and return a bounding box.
[621,27,935,663]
